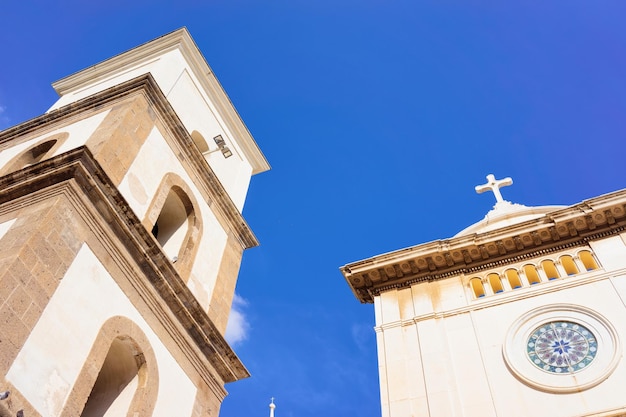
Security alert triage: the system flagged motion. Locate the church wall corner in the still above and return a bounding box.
[590,235,626,271]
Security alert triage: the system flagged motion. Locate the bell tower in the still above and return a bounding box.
[342,175,626,417]
[0,28,269,417]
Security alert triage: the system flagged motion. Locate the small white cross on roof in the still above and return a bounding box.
[475,174,513,204]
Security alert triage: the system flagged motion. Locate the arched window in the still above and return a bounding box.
[1,133,68,175]
[559,255,579,276]
[152,187,191,260]
[144,173,202,282]
[487,273,504,293]
[81,337,144,417]
[505,269,523,289]
[523,264,541,285]
[579,250,599,271]
[541,260,560,280]
[64,316,158,417]
[470,277,486,298]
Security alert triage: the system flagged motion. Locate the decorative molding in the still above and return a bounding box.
[341,190,626,303]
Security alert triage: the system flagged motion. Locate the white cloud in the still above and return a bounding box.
[225,293,250,346]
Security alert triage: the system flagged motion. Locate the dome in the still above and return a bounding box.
[455,200,565,237]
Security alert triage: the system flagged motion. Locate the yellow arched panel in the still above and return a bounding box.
[470,278,486,298]
[579,250,599,271]
[488,273,504,293]
[541,260,560,280]
[505,269,523,289]
[560,255,579,276]
[523,265,541,285]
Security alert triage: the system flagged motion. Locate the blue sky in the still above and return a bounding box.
[2,2,626,416]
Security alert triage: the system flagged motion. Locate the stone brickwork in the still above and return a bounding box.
[191,384,223,417]
[209,233,244,333]
[0,197,86,416]
[86,94,156,186]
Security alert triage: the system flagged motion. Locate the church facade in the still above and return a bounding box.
[0,29,269,416]
[342,176,626,417]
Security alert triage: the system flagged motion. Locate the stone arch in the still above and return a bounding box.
[62,316,159,417]
[144,172,202,281]
[0,132,68,175]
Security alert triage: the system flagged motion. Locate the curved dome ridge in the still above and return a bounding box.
[455,200,566,237]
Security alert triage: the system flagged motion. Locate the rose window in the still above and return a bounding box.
[526,321,597,374]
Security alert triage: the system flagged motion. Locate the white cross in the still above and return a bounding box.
[475,174,512,203]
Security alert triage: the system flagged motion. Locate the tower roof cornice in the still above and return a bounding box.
[51,27,270,175]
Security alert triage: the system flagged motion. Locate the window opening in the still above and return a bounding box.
[541,260,560,280]
[80,337,144,417]
[523,265,541,285]
[505,269,523,289]
[560,255,579,276]
[487,273,504,293]
[2,138,60,175]
[152,188,190,261]
[579,250,599,271]
[470,277,486,298]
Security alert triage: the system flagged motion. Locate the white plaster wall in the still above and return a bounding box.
[6,244,196,417]
[376,257,626,416]
[118,126,228,308]
[609,273,626,310]
[163,67,253,210]
[48,51,183,111]
[416,318,462,416]
[411,282,436,318]
[0,218,16,240]
[0,110,110,167]
[375,278,471,323]
[376,287,495,417]
[591,235,626,270]
[374,295,384,327]
[431,276,467,312]
[378,290,401,324]
[473,279,626,417]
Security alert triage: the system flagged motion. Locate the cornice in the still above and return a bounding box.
[0,147,249,386]
[0,74,259,250]
[341,190,626,303]
[50,27,270,175]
